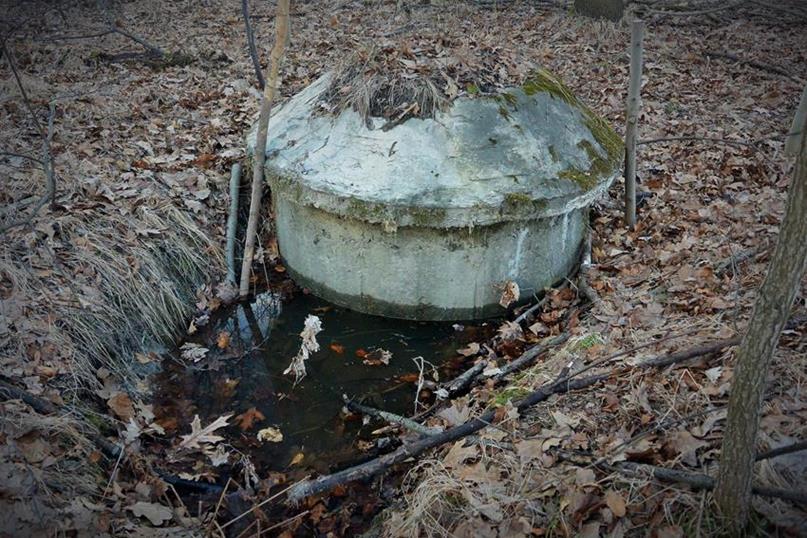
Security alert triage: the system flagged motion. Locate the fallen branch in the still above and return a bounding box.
[344,396,442,437]
[611,461,807,505]
[705,50,792,80]
[0,378,121,458]
[641,0,749,17]
[492,333,570,382]
[637,337,739,368]
[97,0,164,58]
[755,440,807,461]
[286,336,740,503]
[443,360,487,397]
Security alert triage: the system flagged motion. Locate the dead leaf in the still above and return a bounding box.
[107,391,135,421]
[443,440,478,468]
[497,321,523,342]
[207,444,229,467]
[363,348,392,366]
[235,407,265,431]
[180,343,208,362]
[575,467,596,486]
[514,438,544,465]
[178,414,232,450]
[499,280,520,308]
[257,426,283,443]
[605,490,626,517]
[216,331,230,350]
[457,342,481,356]
[127,501,173,526]
[665,430,708,466]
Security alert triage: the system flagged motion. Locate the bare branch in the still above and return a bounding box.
[641,0,749,16]
[705,50,794,80]
[241,0,266,89]
[96,0,165,57]
[0,41,59,234]
[0,151,43,164]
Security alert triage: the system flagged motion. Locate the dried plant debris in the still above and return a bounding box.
[319,36,534,121]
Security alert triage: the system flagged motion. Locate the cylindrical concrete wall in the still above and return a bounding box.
[251,70,621,320]
[272,192,586,320]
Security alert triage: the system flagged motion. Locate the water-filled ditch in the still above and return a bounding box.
[152,291,492,475]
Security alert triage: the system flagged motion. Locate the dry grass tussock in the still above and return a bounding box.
[322,46,448,121]
[384,452,538,538]
[1,204,222,391]
[1,400,100,495]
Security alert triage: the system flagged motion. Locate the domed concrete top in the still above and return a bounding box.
[248,70,621,229]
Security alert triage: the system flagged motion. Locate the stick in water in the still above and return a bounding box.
[239,0,291,297]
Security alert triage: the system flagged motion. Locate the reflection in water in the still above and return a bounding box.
[153,292,474,473]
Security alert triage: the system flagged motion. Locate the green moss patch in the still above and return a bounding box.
[523,69,623,191]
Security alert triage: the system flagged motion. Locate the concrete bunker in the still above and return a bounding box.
[248,69,621,320]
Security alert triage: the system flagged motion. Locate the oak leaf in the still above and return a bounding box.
[235,407,265,431]
[179,414,232,450]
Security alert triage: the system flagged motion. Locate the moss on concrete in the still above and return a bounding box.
[522,68,623,192]
[522,69,578,105]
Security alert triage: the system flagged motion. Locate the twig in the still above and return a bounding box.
[0,378,122,458]
[493,333,570,382]
[610,461,807,505]
[344,396,442,437]
[641,0,749,16]
[704,50,792,80]
[226,163,242,285]
[239,0,291,297]
[97,0,164,58]
[755,439,807,462]
[241,0,266,90]
[220,478,304,530]
[715,246,759,277]
[43,29,115,41]
[0,151,44,164]
[0,43,58,233]
[638,135,759,147]
[258,510,310,536]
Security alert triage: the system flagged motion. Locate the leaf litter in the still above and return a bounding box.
[0,0,806,536]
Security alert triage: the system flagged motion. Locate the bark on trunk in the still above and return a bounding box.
[714,105,807,529]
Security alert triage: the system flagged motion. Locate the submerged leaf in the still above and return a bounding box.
[257,426,284,443]
[179,414,232,450]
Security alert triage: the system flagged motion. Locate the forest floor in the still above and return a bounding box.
[1,0,807,536]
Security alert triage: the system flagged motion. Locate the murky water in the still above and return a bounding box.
[153,292,489,474]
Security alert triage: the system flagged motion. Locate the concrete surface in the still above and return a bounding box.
[247,71,620,319]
